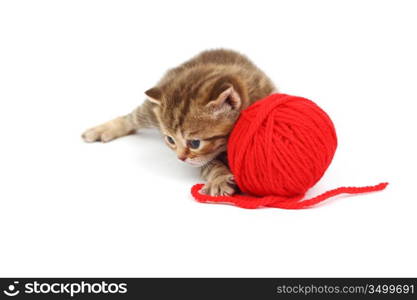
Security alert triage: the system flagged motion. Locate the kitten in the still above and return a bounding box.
[82,49,276,196]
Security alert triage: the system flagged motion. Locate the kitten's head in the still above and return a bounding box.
[146,74,247,167]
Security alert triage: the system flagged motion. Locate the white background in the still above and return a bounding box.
[0,0,416,277]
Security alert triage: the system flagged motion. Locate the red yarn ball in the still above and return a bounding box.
[191,93,388,209]
[228,93,337,198]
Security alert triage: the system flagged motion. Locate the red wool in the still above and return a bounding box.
[191,93,388,209]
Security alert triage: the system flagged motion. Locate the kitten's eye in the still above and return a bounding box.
[166,136,175,145]
[188,139,200,149]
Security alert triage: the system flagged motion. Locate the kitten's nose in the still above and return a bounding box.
[178,155,187,161]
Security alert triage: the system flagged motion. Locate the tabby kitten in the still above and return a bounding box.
[82,49,276,196]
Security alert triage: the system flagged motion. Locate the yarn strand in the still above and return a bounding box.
[191,182,388,210]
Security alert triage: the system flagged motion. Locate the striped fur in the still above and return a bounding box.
[82,49,276,196]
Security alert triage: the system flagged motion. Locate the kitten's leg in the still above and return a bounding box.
[82,100,157,143]
[200,159,236,196]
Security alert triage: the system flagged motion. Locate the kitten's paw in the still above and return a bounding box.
[82,126,115,143]
[202,174,236,196]
[82,117,131,143]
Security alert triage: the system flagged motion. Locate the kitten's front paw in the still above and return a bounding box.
[202,175,236,196]
[82,126,113,143]
[82,117,130,143]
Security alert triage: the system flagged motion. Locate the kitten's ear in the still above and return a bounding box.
[206,85,242,112]
[145,87,162,105]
